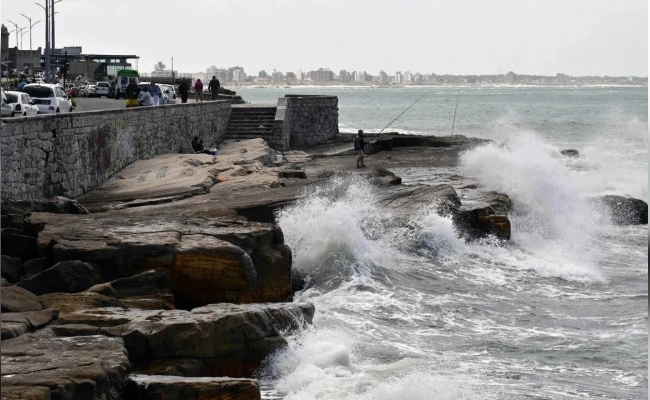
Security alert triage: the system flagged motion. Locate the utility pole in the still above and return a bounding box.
[35,0,50,82]
[19,29,28,50]
[21,14,41,78]
[171,57,174,84]
[6,20,22,48]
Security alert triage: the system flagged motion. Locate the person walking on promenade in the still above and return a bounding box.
[125,78,140,108]
[354,129,367,168]
[149,81,162,106]
[194,79,204,102]
[208,75,221,100]
[178,80,190,103]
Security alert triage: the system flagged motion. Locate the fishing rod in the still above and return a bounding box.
[378,91,428,134]
[451,91,460,135]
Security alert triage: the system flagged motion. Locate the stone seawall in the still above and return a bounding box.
[273,95,338,149]
[1,101,231,201]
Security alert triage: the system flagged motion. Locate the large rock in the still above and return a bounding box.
[51,302,315,378]
[1,309,59,340]
[1,285,43,312]
[1,255,24,283]
[86,268,172,299]
[591,195,648,225]
[1,334,130,400]
[376,184,461,216]
[454,191,512,240]
[39,292,125,316]
[1,228,38,259]
[125,375,261,400]
[27,212,293,307]
[16,260,105,296]
[1,196,90,215]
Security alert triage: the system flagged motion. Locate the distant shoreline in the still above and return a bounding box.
[231,83,648,89]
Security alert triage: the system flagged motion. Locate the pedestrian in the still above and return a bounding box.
[17,76,28,91]
[208,75,221,100]
[137,86,151,106]
[354,129,367,168]
[149,81,162,106]
[178,80,190,103]
[191,136,212,154]
[125,78,140,108]
[194,79,204,102]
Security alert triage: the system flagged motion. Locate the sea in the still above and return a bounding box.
[237,85,648,400]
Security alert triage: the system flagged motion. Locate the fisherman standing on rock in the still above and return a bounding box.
[354,129,367,168]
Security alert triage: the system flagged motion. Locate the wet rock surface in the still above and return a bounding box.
[1,133,597,399]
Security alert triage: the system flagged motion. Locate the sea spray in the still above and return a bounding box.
[459,130,604,281]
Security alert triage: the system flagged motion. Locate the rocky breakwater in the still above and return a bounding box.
[1,199,312,399]
[3,135,646,400]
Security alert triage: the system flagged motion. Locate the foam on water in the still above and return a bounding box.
[459,125,606,281]
[263,90,647,398]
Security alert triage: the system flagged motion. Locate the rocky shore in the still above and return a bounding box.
[1,133,646,400]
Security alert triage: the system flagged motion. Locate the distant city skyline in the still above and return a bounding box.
[143,63,647,87]
[0,0,647,77]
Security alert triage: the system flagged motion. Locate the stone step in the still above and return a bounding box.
[230,108,277,113]
[225,131,273,137]
[226,124,274,130]
[225,134,273,140]
[230,117,275,122]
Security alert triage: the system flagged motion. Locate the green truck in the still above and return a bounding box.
[114,68,139,99]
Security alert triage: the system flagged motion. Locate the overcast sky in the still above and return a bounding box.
[1,0,647,76]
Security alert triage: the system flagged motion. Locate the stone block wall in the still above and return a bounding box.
[1,101,231,201]
[280,95,338,149]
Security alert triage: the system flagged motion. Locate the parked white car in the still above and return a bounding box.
[95,82,110,97]
[1,88,13,118]
[160,84,177,104]
[85,85,97,97]
[5,91,39,117]
[22,83,73,114]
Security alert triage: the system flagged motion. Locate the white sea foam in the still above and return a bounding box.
[459,128,605,281]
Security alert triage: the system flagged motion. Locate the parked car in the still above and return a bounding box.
[1,88,13,117]
[85,85,96,97]
[68,87,79,97]
[95,82,111,97]
[22,83,73,113]
[160,84,177,104]
[78,85,87,97]
[5,91,39,116]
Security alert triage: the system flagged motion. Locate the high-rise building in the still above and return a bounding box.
[339,69,351,82]
[395,72,403,84]
[232,67,246,82]
[378,70,388,85]
[309,68,333,82]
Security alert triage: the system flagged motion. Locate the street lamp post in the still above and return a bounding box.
[6,20,23,48]
[21,14,42,77]
[19,30,28,50]
[34,0,50,82]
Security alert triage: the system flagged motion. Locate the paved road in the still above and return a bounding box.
[73,97,125,112]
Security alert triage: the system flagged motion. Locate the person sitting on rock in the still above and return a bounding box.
[191,137,212,154]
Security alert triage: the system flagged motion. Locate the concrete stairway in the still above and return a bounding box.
[225,105,277,140]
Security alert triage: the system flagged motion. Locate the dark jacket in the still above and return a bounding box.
[178,81,190,96]
[125,82,140,99]
[209,78,220,92]
[191,138,204,152]
[354,134,365,151]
